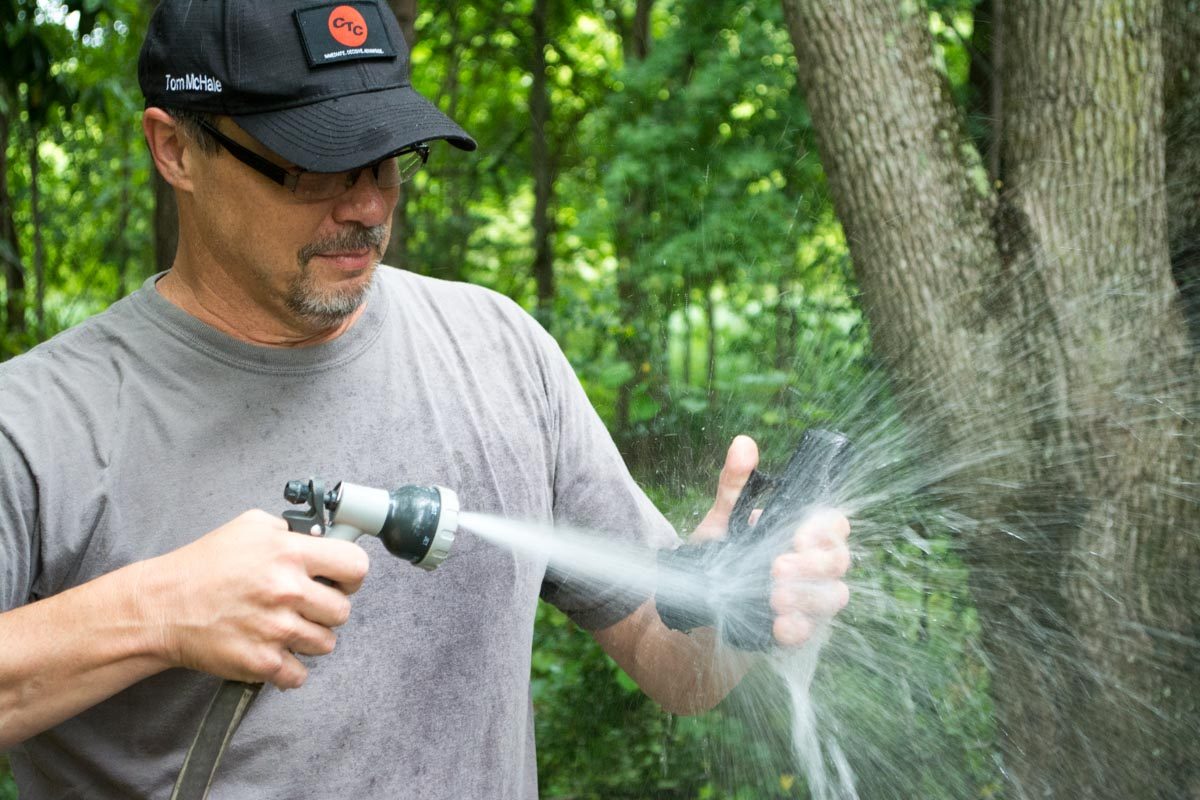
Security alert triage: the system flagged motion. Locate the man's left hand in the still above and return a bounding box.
[694,435,851,648]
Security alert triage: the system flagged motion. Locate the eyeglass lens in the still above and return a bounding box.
[291,150,425,201]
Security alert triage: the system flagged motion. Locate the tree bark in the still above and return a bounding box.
[0,96,26,357]
[773,277,796,372]
[530,0,556,329]
[153,170,178,274]
[1163,0,1200,343]
[106,127,135,301]
[142,0,178,278]
[629,0,653,62]
[413,3,468,283]
[704,284,717,404]
[613,0,655,440]
[782,1,1199,797]
[999,3,1197,795]
[387,0,417,46]
[614,220,646,436]
[384,0,417,271]
[28,121,45,339]
[387,184,412,272]
[682,286,693,386]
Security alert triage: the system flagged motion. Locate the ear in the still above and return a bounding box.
[143,107,196,192]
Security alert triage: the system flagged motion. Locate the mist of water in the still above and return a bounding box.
[456,262,1198,799]
[461,506,860,798]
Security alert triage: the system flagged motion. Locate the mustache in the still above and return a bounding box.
[298,224,388,265]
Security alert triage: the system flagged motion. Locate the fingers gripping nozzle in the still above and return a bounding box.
[283,478,459,570]
[171,482,460,800]
[655,429,853,651]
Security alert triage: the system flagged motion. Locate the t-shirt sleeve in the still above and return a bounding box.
[0,427,39,612]
[534,329,680,631]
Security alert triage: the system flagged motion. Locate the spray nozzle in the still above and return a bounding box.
[656,429,853,651]
[171,483,460,800]
[283,478,459,570]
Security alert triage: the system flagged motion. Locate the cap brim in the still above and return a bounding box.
[233,85,476,172]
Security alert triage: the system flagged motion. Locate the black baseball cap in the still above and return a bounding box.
[138,0,476,172]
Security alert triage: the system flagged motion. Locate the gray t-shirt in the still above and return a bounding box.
[0,267,677,799]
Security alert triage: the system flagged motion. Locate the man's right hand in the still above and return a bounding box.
[138,510,370,690]
[0,509,369,748]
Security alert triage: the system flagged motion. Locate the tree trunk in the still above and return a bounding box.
[1163,0,1200,343]
[154,170,178,274]
[613,0,655,440]
[28,122,45,339]
[413,3,467,283]
[142,0,178,278]
[773,277,796,372]
[387,184,412,272]
[0,96,26,357]
[629,0,653,62]
[384,0,417,271]
[781,1,1199,798]
[989,0,1004,183]
[999,5,1198,793]
[387,0,417,45]
[682,286,693,386]
[108,128,134,301]
[614,236,644,436]
[704,284,717,404]
[530,0,556,329]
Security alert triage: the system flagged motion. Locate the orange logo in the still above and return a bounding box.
[328,5,367,47]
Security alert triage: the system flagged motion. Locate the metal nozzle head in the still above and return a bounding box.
[378,485,459,570]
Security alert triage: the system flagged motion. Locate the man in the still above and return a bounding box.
[0,0,850,797]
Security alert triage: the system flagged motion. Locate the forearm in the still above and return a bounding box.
[594,598,759,716]
[0,560,168,749]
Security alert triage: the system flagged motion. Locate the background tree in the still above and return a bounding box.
[781,0,1199,797]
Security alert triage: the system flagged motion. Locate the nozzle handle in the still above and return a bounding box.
[726,468,777,544]
[751,429,853,534]
[657,428,853,651]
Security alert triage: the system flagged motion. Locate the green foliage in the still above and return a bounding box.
[0,0,998,797]
[1,0,152,355]
[814,538,1004,799]
[531,546,815,797]
[393,0,874,478]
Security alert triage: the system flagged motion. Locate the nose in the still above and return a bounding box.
[330,168,396,228]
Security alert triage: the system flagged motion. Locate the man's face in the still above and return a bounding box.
[183,118,400,331]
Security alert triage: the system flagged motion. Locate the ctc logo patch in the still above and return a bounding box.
[328,5,368,47]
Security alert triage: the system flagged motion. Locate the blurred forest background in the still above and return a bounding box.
[2,0,1197,798]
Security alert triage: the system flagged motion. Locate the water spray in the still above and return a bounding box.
[656,429,853,650]
[170,478,460,800]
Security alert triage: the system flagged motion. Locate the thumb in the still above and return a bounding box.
[692,435,759,542]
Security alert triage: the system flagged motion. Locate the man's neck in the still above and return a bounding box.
[155,267,365,348]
